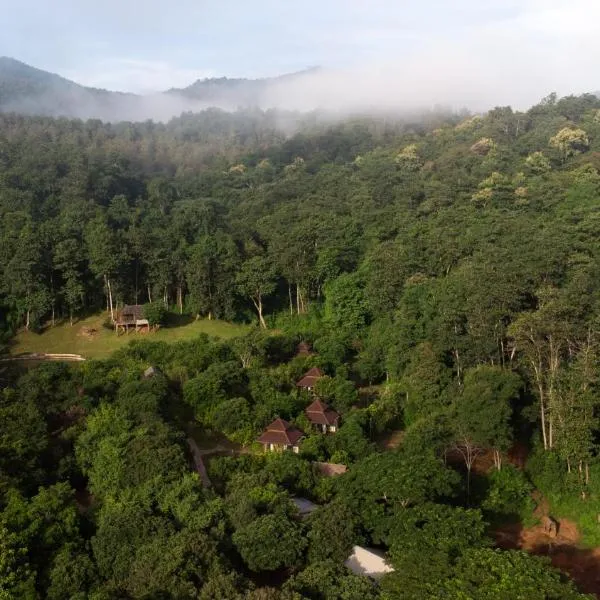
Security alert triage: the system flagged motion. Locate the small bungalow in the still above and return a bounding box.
[305,399,340,433]
[257,418,304,453]
[344,546,394,580]
[296,367,324,391]
[115,305,149,333]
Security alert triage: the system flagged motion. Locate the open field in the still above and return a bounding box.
[9,312,248,360]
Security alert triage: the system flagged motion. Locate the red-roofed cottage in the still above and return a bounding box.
[305,399,340,433]
[258,418,304,453]
[296,367,324,391]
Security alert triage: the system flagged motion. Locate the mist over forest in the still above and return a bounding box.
[2,53,597,124]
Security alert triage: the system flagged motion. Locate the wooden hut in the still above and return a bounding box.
[115,305,149,334]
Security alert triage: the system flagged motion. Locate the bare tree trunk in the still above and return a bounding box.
[177,285,183,314]
[163,286,168,308]
[586,462,590,486]
[493,449,502,470]
[107,276,114,322]
[252,296,267,328]
[104,274,109,313]
[26,309,30,331]
[147,285,152,304]
[288,283,293,316]
[296,282,301,315]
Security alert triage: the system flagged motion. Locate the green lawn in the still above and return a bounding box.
[10,312,248,360]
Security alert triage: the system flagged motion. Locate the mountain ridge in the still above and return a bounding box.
[0,57,320,121]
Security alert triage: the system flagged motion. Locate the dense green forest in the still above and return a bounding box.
[3,92,600,598]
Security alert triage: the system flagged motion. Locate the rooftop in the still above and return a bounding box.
[257,418,304,446]
[296,367,324,388]
[305,398,339,426]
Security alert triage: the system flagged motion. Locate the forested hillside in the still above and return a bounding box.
[3,92,600,598]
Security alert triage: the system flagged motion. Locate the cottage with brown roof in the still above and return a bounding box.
[305,399,340,433]
[296,367,324,391]
[258,418,304,453]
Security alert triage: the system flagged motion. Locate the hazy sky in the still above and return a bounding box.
[0,0,598,106]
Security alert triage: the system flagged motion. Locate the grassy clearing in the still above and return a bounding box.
[10,312,248,360]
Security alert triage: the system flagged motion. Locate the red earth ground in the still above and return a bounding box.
[494,517,600,597]
[445,443,600,597]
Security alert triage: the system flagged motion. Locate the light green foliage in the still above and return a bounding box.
[525,151,552,174]
[0,521,36,599]
[480,465,536,525]
[435,548,592,600]
[549,127,589,161]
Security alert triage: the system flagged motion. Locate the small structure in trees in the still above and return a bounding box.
[296,367,324,391]
[143,366,160,379]
[314,462,348,477]
[344,546,394,580]
[114,305,150,334]
[305,399,339,433]
[257,418,304,453]
[292,497,318,518]
[296,341,313,357]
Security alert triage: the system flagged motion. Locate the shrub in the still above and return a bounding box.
[481,465,535,526]
[142,302,167,326]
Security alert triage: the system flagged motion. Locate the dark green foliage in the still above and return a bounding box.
[232,513,307,571]
[306,501,359,564]
[285,562,379,600]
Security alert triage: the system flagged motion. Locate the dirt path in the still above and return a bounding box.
[495,506,600,597]
[186,438,213,488]
[0,352,86,362]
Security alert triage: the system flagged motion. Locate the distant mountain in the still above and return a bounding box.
[0,57,320,122]
[167,67,322,107]
[0,57,142,121]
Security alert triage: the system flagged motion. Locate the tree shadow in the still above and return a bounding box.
[164,313,195,328]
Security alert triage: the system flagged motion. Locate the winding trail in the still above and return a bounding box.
[186,438,213,488]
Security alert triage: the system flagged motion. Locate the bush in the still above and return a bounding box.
[481,465,535,526]
[142,302,167,326]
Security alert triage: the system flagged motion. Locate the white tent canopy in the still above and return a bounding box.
[344,545,394,580]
